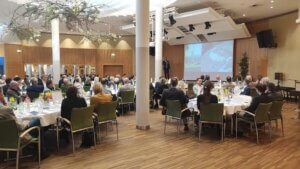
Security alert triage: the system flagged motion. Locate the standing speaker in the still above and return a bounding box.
[275,72,283,80]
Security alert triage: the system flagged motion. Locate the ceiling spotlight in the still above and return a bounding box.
[270,0,274,3]
[270,6,274,9]
[189,24,195,32]
[169,15,176,26]
[243,14,246,17]
[205,22,211,29]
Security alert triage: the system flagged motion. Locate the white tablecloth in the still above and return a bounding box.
[14,101,61,127]
[188,95,252,115]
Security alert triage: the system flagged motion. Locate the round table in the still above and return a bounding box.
[188,94,252,135]
[188,95,252,115]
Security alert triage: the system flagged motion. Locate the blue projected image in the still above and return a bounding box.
[184,40,233,80]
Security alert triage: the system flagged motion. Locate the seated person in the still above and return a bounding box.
[27,77,44,93]
[61,87,87,121]
[2,78,12,96]
[160,78,191,131]
[117,77,135,95]
[267,82,283,101]
[177,80,187,94]
[6,81,22,103]
[58,75,67,88]
[90,83,112,106]
[239,84,272,120]
[73,77,85,96]
[193,78,203,96]
[240,79,251,96]
[0,88,7,106]
[84,77,92,87]
[215,75,222,87]
[154,77,169,109]
[194,81,218,128]
[224,76,236,91]
[44,80,54,91]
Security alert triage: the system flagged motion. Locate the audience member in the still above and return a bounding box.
[27,77,44,93]
[90,83,112,106]
[160,78,191,131]
[193,78,203,96]
[2,78,12,96]
[7,81,22,103]
[240,79,251,96]
[194,81,218,129]
[61,86,87,121]
[154,77,169,109]
[118,78,135,95]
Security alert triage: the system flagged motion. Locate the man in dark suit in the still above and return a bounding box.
[241,84,272,117]
[162,58,170,79]
[240,79,251,96]
[160,78,191,131]
[27,77,44,93]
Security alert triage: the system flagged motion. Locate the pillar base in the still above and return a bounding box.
[136,125,150,130]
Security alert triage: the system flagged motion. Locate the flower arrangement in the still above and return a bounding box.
[41,92,52,101]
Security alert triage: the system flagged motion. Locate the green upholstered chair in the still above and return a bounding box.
[118,90,135,115]
[56,106,96,153]
[94,101,118,142]
[164,100,190,134]
[269,101,284,136]
[83,86,91,92]
[0,119,40,169]
[187,83,194,91]
[199,103,225,141]
[236,103,272,144]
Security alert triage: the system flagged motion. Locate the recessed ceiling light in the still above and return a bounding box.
[270,0,274,3]
[270,6,274,9]
[243,14,246,17]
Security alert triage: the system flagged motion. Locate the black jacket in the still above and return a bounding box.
[26,84,44,93]
[241,86,251,96]
[245,93,272,113]
[155,82,169,95]
[61,97,87,121]
[160,87,188,107]
[197,94,218,110]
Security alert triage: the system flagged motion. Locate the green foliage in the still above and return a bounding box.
[239,52,249,79]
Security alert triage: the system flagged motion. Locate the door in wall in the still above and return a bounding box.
[103,65,123,76]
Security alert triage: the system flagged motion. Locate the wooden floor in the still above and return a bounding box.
[1,102,300,169]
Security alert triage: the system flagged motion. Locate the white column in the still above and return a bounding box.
[38,64,42,79]
[25,64,31,78]
[51,18,61,84]
[155,7,163,82]
[136,0,150,130]
[61,65,65,75]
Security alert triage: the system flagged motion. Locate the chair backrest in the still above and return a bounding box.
[187,83,194,91]
[95,101,118,122]
[61,85,67,93]
[54,84,59,90]
[71,106,94,131]
[199,103,224,123]
[0,119,19,149]
[269,101,284,120]
[166,100,182,118]
[83,86,91,92]
[255,103,272,123]
[27,92,40,102]
[119,90,135,103]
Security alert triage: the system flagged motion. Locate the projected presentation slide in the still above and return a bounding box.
[184,40,233,80]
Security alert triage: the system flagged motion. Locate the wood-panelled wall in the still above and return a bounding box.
[4,44,133,78]
[163,43,184,79]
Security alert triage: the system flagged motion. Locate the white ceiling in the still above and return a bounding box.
[0,0,298,41]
